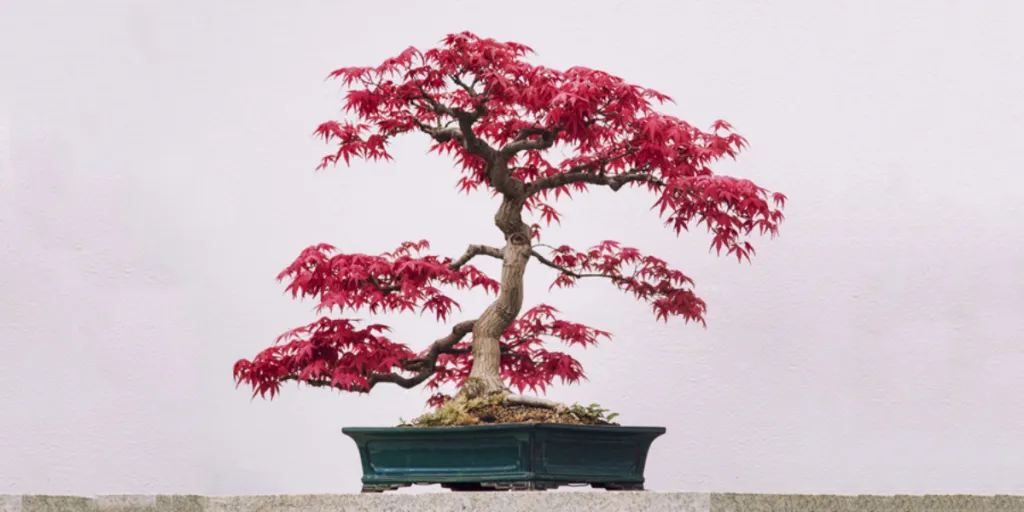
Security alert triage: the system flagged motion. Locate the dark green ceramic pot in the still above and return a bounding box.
[343,423,665,492]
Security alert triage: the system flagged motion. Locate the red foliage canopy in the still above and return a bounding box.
[234,32,785,405]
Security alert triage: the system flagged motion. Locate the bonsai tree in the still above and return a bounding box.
[234,32,786,424]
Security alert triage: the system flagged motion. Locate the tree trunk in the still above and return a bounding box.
[459,196,531,399]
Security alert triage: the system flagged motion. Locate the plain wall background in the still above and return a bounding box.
[2,0,1023,496]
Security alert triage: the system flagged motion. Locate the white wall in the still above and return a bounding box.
[2,0,1023,497]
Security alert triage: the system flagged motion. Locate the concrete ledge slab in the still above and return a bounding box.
[3,493,1023,511]
[19,496,92,512]
[711,493,1024,512]
[207,492,709,512]
[0,496,22,512]
[3,494,709,512]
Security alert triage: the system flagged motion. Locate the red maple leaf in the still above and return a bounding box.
[234,32,785,407]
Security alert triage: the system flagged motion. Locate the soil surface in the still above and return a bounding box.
[400,396,620,428]
[458,402,616,426]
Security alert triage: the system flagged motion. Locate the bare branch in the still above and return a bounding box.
[379,319,476,387]
[370,320,477,389]
[500,127,555,156]
[414,120,465,145]
[524,148,659,196]
[449,244,503,270]
[526,166,663,196]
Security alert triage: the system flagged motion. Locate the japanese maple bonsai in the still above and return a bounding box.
[234,32,785,491]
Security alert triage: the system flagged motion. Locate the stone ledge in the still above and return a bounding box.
[2,493,1023,511]
[712,493,1024,512]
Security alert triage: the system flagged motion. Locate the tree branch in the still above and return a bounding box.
[449,75,488,117]
[500,127,556,156]
[401,322,476,367]
[283,321,477,392]
[409,80,534,198]
[412,80,457,117]
[366,275,400,294]
[565,148,636,174]
[529,250,608,280]
[412,79,497,161]
[449,244,503,270]
[348,244,502,301]
[526,168,663,196]
[380,319,476,387]
[450,75,479,97]
[442,346,530,360]
[414,120,465,144]
[410,82,528,200]
[524,146,662,196]
[379,321,476,388]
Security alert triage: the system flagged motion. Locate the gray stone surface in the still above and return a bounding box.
[3,493,709,512]
[204,492,709,512]
[93,495,158,511]
[19,496,92,512]
[0,496,21,512]
[3,495,209,512]
[153,496,206,512]
[711,493,1024,512]
[3,493,1024,511]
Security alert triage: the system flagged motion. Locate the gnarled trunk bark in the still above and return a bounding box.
[459,195,531,398]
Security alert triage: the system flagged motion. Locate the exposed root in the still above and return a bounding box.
[400,392,617,427]
[503,394,567,412]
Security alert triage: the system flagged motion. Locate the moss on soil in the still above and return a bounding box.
[399,394,619,427]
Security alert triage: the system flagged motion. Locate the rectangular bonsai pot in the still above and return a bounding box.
[342,423,666,492]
